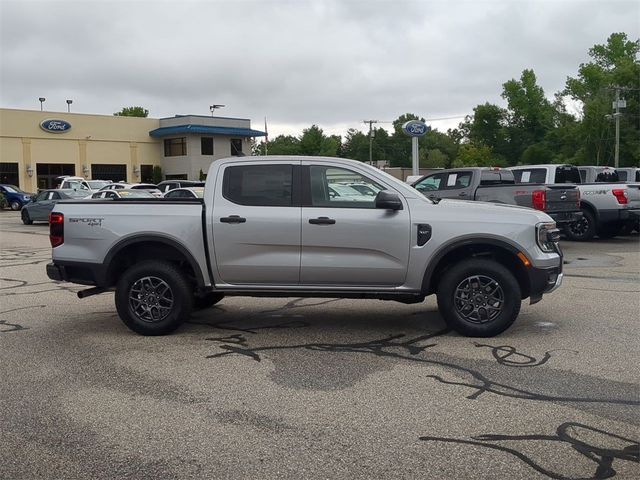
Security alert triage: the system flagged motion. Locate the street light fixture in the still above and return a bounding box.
[38,97,46,111]
[210,104,225,116]
[66,99,73,112]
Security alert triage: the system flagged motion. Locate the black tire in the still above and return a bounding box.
[597,223,622,239]
[564,209,595,241]
[115,260,193,335]
[194,292,224,310]
[21,209,33,225]
[10,200,21,211]
[436,259,521,337]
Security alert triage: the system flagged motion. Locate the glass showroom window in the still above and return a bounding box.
[164,137,187,157]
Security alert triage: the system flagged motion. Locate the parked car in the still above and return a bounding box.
[47,156,563,338]
[157,180,205,194]
[58,177,112,192]
[99,182,162,197]
[90,189,155,199]
[0,184,33,210]
[412,167,582,227]
[510,164,640,240]
[163,187,204,199]
[21,189,87,224]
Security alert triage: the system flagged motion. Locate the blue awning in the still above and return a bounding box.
[149,124,266,138]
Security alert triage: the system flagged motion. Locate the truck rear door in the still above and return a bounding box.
[212,161,301,285]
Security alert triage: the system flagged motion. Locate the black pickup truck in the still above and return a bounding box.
[412,167,582,226]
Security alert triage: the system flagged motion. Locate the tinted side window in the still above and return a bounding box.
[223,165,293,207]
[555,166,581,184]
[51,192,61,200]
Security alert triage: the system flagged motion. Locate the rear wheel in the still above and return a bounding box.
[21,209,32,225]
[115,260,193,335]
[564,209,595,241]
[436,259,521,337]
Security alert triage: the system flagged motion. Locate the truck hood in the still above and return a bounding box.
[435,198,553,223]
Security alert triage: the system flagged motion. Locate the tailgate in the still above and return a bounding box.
[545,185,580,213]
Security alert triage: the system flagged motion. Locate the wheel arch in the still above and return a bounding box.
[422,237,531,299]
[104,235,205,288]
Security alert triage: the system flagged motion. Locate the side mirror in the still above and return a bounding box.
[375,190,403,210]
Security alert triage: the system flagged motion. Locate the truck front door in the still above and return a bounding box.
[212,161,301,285]
[299,162,410,286]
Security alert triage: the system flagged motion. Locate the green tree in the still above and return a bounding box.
[298,125,341,156]
[341,128,370,161]
[260,135,301,155]
[564,32,640,166]
[114,106,149,117]
[453,144,499,168]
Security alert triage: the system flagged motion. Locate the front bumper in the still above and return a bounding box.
[528,244,563,304]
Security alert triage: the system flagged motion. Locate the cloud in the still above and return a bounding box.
[1,0,638,137]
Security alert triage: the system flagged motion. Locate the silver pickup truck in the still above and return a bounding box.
[510,164,640,240]
[412,167,581,227]
[47,156,563,337]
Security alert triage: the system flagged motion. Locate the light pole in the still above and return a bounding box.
[66,99,73,112]
[38,97,45,111]
[363,120,378,165]
[210,104,225,116]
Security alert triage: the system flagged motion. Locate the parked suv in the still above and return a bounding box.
[157,180,205,194]
[0,184,32,210]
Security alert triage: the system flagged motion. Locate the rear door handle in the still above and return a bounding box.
[309,217,336,225]
[220,215,246,224]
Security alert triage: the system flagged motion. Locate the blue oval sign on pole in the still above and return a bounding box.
[40,119,72,133]
[401,120,428,137]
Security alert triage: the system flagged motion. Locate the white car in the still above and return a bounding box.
[59,177,112,192]
[90,189,155,199]
[163,187,204,199]
[99,182,163,197]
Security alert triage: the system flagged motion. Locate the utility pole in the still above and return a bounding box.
[614,86,620,169]
[363,120,378,165]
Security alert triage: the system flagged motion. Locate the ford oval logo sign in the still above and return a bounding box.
[40,119,72,133]
[402,120,428,137]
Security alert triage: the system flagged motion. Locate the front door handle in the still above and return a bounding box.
[458,192,467,197]
[220,215,246,224]
[309,217,336,225]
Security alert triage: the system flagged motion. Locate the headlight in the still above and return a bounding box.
[536,222,560,253]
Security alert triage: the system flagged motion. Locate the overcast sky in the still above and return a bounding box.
[1,0,638,137]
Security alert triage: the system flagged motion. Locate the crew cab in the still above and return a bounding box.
[412,167,581,227]
[510,164,640,240]
[46,156,563,338]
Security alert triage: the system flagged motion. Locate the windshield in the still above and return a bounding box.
[2,185,24,193]
[64,180,89,190]
[87,180,110,190]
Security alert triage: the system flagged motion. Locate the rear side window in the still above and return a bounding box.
[223,164,293,206]
[555,166,581,184]
[443,171,472,189]
[513,168,546,183]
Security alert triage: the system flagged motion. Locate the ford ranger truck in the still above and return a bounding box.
[510,164,640,240]
[47,156,563,337]
[412,167,581,227]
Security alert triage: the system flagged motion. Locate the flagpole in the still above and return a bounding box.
[264,116,269,156]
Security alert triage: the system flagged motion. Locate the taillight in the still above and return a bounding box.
[49,212,64,247]
[612,188,628,205]
[532,190,546,211]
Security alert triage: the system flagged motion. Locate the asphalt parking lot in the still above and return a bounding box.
[1,210,638,479]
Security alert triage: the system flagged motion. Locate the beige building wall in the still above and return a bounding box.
[0,108,161,191]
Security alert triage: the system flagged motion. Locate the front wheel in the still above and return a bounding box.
[21,209,33,225]
[10,200,22,211]
[436,259,521,337]
[115,260,193,335]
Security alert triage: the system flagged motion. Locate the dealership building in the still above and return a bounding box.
[0,108,266,192]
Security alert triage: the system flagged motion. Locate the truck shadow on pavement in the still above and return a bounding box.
[419,422,639,480]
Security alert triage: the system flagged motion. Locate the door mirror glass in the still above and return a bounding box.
[375,190,403,210]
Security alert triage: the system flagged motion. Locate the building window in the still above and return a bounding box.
[140,165,153,183]
[164,137,187,157]
[0,162,19,186]
[91,164,127,182]
[201,137,214,155]
[230,138,243,156]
